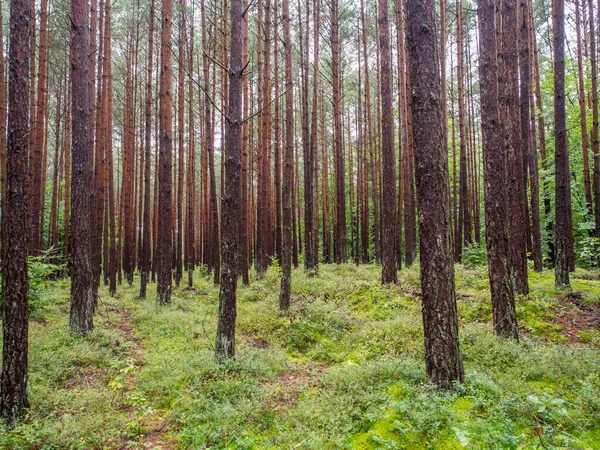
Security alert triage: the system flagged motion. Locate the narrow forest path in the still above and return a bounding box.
[105,301,175,450]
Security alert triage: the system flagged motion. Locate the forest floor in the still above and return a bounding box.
[2,262,600,449]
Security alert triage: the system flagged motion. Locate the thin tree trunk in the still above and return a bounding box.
[69,0,94,332]
[331,0,347,264]
[215,0,243,360]
[379,0,397,284]
[175,8,185,287]
[310,0,321,270]
[29,0,49,255]
[521,0,542,272]
[140,0,155,298]
[239,0,249,284]
[478,0,519,339]
[591,0,600,239]
[280,0,294,310]
[456,0,470,259]
[157,0,174,304]
[531,4,553,265]
[575,0,593,213]
[554,0,571,287]
[501,0,529,295]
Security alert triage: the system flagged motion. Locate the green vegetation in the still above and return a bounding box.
[1,263,600,449]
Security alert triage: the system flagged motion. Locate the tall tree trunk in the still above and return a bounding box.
[122,43,135,286]
[576,0,593,214]
[361,0,379,264]
[140,0,155,298]
[321,87,331,263]
[531,5,553,265]
[302,0,315,273]
[63,85,72,273]
[501,0,528,294]
[521,0,542,272]
[239,0,250,284]
[0,0,7,203]
[201,0,219,282]
[1,0,31,421]
[49,84,63,252]
[331,0,347,264]
[157,0,174,304]
[69,0,95,333]
[104,0,117,295]
[29,0,49,255]
[215,0,243,360]
[175,8,185,287]
[92,0,105,295]
[379,0,397,284]
[185,4,195,289]
[554,0,571,287]
[591,0,600,239]
[273,2,282,263]
[406,0,464,389]
[402,5,417,267]
[456,0,470,260]
[311,0,321,269]
[280,0,294,310]
[478,0,519,340]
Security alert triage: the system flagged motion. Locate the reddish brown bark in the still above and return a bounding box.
[201,0,219,282]
[0,0,7,202]
[1,0,31,421]
[456,0,470,260]
[140,0,155,298]
[501,0,528,294]
[575,0,593,213]
[520,0,542,272]
[406,0,464,388]
[69,0,95,332]
[379,0,397,284]
[280,0,294,310]
[478,0,519,340]
[591,0,600,239]
[29,0,49,254]
[554,0,571,287]
[175,8,185,287]
[215,0,243,360]
[239,0,250,284]
[157,0,174,304]
[331,0,347,264]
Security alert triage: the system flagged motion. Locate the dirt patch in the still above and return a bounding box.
[66,364,106,390]
[111,308,144,365]
[266,362,326,408]
[137,418,176,450]
[554,292,600,342]
[240,330,270,349]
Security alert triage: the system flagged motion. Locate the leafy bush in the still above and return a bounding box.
[462,243,487,268]
[0,250,63,316]
[577,236,600,268]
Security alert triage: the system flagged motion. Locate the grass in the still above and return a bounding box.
[1,263,600,449]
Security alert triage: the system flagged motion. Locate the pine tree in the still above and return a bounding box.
[1,0,31,421]
[69,0,95,333]
[406,0,464,389]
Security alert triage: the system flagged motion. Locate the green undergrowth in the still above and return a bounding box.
[1,263,600,449]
